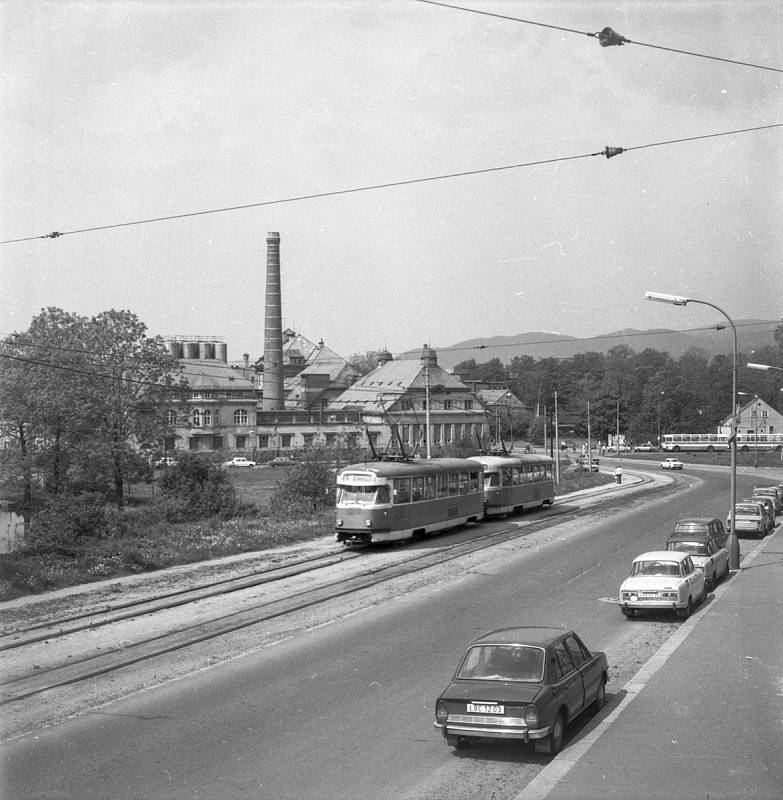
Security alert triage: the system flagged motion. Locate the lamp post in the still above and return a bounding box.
[657,391,665,451]
[646,291,740,570]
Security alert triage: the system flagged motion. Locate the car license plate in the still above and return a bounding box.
[467,703,503,714]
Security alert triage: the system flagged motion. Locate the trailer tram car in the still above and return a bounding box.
[469,453,555,516]
[334,458,484,546]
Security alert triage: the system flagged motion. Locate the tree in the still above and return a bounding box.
[79,309,182,506]
[0,308,182,507]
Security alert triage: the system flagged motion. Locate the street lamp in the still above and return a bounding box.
[646,291,740,570]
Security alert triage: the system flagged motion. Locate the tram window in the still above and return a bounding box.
[448,473,459,496]
[394,478,411,503]
[458,472,469,494]
[486,473,500,488]
[469,472,479,493]
[501,468,513,487]
[437,474,449,498]
[424,476,436,499]
[376,486,390,504]
[513,468,522,485]
[412,476,425,502]
[337,485,378,505]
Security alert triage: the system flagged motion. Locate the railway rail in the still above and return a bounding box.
[2,472,668,710]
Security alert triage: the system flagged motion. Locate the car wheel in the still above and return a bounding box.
[700,582,708,605]
[590,679,606,713]
[621,607,636,619]
[677,597,692,619]
[706,576,714,593]
[549,711,565,756]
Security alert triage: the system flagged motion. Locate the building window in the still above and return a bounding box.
[164,436,176,451]
[281,434,292,447]
[303,433,315,447]
[202,409,212,427]
[259,434,269,448]
[189,436,199,450]
[455,423,463,441]
[234,409,248,425]
[443,400,452,410]
[433,424,442,444]
[211,436,222,450]
[325,433,337,446]
[444,424,452,443]
[464,399,473,410]
[192,409,202,427]
[402,400,413,410]
[235,435,246,449]
[401,424,410,443]
[165,409,177,426]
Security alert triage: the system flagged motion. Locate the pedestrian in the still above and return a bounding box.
[614,466,623,484]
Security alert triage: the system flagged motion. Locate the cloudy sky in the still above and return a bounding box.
[2,0,781,361]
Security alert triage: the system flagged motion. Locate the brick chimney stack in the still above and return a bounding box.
[262,231,285,411]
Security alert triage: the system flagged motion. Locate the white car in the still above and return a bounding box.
[634,443,654,452]
[619,550,706,619]
[221,457,256,468]
[660,458,683,470]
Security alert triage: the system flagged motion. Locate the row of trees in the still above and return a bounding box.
[453,330,783,446]
[0,308,184,507]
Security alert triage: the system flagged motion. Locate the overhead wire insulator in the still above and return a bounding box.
[604,146,624,159]
[598,27,629,47]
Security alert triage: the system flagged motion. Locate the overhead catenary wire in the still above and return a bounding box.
[412,0,783,73]
[2,123,781,246]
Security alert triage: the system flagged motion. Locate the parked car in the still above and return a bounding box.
[152,456,178,468]
[726,502,767,538]
[633,442,654,452]
[664,531,729,591]
[221,457,256,468]
[744,496,774,530]
[269,456,296,467]
[752,486,782,515]
[618,550,707,619]
[660,457,683,470]
[672,517,728,548]
[434,627,608,756]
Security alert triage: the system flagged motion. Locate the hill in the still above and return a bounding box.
[415,321,780,371]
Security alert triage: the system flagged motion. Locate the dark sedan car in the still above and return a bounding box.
[672,518,728,548]
[434,627,608,756]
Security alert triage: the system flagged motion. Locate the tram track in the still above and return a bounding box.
[2,472,671,710]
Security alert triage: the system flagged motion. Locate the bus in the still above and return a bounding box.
[468,453,555,516]
[334,458,484,545]
[661,433,783,453]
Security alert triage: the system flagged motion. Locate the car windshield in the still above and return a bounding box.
[631,560,681,577]
[665,541,708,556]
[735,505,761,515]
[457,644,545,682]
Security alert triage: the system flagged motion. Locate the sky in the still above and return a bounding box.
[2,0,782,363]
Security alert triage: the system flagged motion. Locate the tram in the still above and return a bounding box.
[469,453,555,516]
[334,458,484,546]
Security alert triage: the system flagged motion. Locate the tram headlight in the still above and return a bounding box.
[365,519,372,528]
[336,519,343,527]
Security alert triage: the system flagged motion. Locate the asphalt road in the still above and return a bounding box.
[1,466,771,800]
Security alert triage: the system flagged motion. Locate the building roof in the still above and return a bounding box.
[332,354,468,412]
[178,360,256,391]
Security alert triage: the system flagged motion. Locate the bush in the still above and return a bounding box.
[27,491,111,550]
[157,454,238,520]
